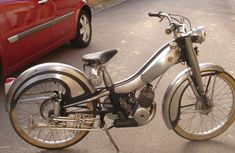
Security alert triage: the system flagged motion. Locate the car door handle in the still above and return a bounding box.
[38,0,48,4]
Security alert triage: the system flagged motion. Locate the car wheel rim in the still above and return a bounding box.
[80,15,90,43]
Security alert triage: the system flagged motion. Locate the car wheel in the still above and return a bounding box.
[71,11,92,48]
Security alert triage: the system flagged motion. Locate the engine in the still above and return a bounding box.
[133,84,155,125]
[103,84,156,126]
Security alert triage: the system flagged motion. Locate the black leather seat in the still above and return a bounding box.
[82,49,118,65]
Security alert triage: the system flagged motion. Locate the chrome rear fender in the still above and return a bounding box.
[162,63,225,129]
[6,63,95,111]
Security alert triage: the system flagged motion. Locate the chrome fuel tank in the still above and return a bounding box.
[115,41,180,93]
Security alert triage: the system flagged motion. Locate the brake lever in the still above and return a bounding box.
[159,16,164,22]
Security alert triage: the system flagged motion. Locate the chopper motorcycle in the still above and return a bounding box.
[6,11,235,151]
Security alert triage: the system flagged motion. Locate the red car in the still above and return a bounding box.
[0,0,92,79]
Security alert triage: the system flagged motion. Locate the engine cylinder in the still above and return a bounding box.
[137,85,155,108]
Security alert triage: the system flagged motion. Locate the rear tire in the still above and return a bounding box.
[174,71,235,140]
[10,78,95,149]
[71,10,92,48]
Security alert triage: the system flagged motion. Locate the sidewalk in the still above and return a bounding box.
[87,0,126,13]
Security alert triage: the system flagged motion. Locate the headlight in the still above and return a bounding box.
[191,26,206,44]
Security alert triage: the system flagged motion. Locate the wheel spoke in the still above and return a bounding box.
[205,76,212,94]
[175,73,235,140]
[80,17,85,27]
[82,32,88,41]
[80,27,86,34]
[11,79,95,148]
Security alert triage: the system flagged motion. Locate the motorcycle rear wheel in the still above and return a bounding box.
[174,71,235,140]
[10,78,95,149]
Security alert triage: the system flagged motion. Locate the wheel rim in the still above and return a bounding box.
[177,74,235,137]
[79,15,90,43]
[12,80,91,146]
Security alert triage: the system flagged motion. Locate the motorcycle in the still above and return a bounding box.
[6,11,235,151]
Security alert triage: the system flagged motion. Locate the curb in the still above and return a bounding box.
[89,0,126,13]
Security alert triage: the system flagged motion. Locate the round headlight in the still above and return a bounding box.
[192,26,206,44]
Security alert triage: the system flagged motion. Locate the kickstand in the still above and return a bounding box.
[103,123,120,152]
[99,112,119,152]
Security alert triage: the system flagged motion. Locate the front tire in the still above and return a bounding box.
[71,10,92,48]
[174,71,235,140]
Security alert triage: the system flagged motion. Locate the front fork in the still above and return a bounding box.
[184,37,209,107]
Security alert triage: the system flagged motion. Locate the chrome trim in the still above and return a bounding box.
[8,35,19,43]
[38,0,48,4]
[51,128,100,131]
[8,11,74,43]
[8,21,52,43]
[15,74,85,99]
[53,12,74,25]
[32,121,101,131]
[162,63,224,129]
[192,26,206,44]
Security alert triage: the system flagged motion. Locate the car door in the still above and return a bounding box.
[50,0,77,43]
[0,0,54,74]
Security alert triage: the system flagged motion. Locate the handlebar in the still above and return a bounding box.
[148,11,204,43]
[148,11,176,36]
[148,11,173,24]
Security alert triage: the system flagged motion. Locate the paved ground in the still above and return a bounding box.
[1,0,235,153]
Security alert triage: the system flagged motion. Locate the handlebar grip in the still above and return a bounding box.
[165,28,172,35]
[148,12,159,17]
[165,24,175,35]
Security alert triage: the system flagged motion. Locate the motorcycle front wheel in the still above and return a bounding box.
[10,78,95,149]
[174,71,235,140]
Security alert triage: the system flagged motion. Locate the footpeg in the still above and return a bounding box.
[114,118,138,128]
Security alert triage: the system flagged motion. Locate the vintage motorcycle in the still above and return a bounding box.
[6,11,235,151]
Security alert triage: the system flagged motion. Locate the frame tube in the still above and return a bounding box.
[114,41,180,93]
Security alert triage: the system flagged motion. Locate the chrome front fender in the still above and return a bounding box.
[6,63,95,111]
[162,63,224,129]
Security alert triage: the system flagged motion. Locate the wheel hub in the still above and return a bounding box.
[80,15,90,42]
[40,99,55,122]
[195,97,213,115]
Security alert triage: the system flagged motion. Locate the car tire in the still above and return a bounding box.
[71,11,92,48]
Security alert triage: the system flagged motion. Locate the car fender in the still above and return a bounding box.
[72,3,91,39]
[0,41,7,78]
[162,63,225,129]
[6,63,95,111]
[74,2,91,22]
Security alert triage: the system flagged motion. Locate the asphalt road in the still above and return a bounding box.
[1,0,235,153]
